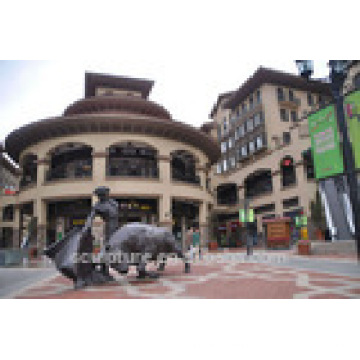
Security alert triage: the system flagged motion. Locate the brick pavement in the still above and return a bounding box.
[14,256,360,299]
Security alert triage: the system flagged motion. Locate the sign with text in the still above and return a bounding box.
[239,209,255,223]
[308,105,344,179]
[344,90,360,169]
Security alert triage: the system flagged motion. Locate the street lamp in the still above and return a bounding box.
[296,60,314,79]
[295,60,360,259]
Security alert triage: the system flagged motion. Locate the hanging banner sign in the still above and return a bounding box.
[308,105,344,179]
[344,90,360,169]
[239,209,255,223]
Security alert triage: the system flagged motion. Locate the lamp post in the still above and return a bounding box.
[296,60,360,259]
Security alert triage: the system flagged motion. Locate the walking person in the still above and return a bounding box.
[192,228,201,261]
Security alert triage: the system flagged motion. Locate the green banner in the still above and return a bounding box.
[344,90,360,169]
[239,209,255,223]
[308,105,344,179]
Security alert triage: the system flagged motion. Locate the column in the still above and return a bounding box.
[92,151,107,185]
[37,158,49,186]
[158,155,171,184]
[196,165,206,189]
[199,201,209,248]
[296,163,310,215]
[35,198,47,251]
[158,195,172,230]
[272,171,283,217]
[12,204,21,248]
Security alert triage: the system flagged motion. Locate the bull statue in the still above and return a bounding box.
[44,187,190,289]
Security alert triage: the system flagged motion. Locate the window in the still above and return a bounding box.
[235,130,239,141]
[277,88,285,101]
[254,113,262,127]
[247,118,254,132]
[291,110,297,122]
[280,109,289,122]
[216,163,222,174]
[223,118,228,133]
[221,142,227,154]
[249,96,254,110]
[223,159,229,172]
[229,137,234,149]
[283,132,291,145]
[249,141,255,154]
[256,90,261,104]
[230,157,236,168]
[238,125,245,137]
[241,145,248,157]
[242,103,247,114]
[289,89,294,102]
[307,92,314,106]
[256,136,263,150]
[2,205,14,222]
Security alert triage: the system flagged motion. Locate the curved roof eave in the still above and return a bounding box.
[5,114,221,165]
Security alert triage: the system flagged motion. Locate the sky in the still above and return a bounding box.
[0,59,330,144]
[0,0,356,153]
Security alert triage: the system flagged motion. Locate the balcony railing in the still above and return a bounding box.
[278,96,301,106]
[46,169,92,182]
[107,167,159,178]
[172,174,201,186]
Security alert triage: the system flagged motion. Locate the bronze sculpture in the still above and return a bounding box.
[44,187,190,289]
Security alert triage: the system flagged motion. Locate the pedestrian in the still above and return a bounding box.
[192,228,201,261]
[186,227,194,261]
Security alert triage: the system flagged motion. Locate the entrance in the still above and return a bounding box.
[116,198,158,226]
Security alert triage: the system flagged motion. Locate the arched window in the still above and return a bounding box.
[107,142,158,178]
[281,156,296,187]
[20,154,37,188]
[245,169,273,199]
[217,184,238,206]
[47,143,93,181]
[171,150,199,185]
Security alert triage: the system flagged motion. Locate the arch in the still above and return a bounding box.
[217,183,238,206]
[171,150,200,185]
[20,153,38,188]
[244,169,273,199]
[107,142,159,178]
[280,156,297,188]
[47,142,93,181]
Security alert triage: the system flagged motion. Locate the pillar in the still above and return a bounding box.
[296,163,310,215]
[158,195,172,230]
[272,171,283,217]
[12,204,21,248]
[197,165,206,189]
[92,152,107,185]
[158,155,171,184]
[35,198,47,251]
[37,158,49,186]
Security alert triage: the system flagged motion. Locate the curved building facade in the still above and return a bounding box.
[2,73,220,249]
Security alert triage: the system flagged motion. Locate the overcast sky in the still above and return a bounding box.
[0,1,355,150]
[0,59,330,142]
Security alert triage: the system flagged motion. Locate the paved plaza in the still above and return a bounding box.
[5,251,359,299]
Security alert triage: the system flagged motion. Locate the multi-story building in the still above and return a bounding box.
[0,72,219,250]
[0,144,20,248]
[209,67,332,240]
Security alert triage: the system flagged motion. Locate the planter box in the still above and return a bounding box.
[208,242,218,251]
[298,243,311,256]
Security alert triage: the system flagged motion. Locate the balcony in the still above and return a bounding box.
[107,167,159,179]
[278,96,301,108]
[46,166,92,182]
[172,174,201,186]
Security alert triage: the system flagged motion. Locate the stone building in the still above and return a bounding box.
[0,73,219,249]
[208,67,333,241]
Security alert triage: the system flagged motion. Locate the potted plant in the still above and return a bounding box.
[208,237,218,251]
[298,239,311,255]
[310,190,327,241]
